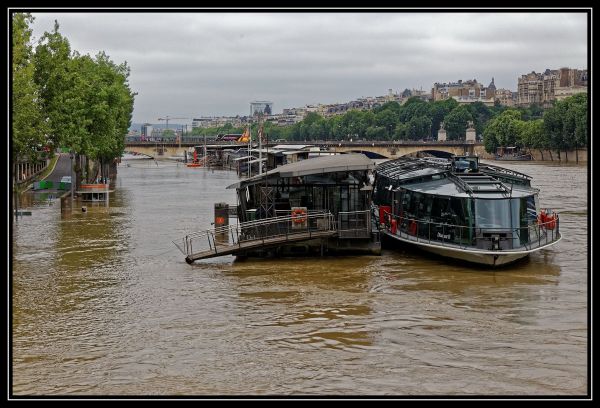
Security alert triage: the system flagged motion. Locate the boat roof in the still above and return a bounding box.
[227,153,375,189]
[377,157,537,198]
[232,156,255,161]
[247,158,267,164]
[398,177,536,198]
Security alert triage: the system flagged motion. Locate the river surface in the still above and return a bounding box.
[11,159,588,396]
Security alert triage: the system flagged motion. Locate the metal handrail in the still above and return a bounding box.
[338,210,371,238]
[379,210,560,252]
[173,211,336,257]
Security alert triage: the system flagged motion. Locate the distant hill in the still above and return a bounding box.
[129,122,187,132]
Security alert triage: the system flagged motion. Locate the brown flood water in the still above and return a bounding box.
[11,159,588,396]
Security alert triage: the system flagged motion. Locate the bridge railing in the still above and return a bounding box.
[173,211,335,258]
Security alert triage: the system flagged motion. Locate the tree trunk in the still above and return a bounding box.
[74,153,82,190]
[539,149,544,161]
[565,149,568,162]
[549,150,553,161]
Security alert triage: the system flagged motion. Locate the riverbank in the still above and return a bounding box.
[529,148,588,163]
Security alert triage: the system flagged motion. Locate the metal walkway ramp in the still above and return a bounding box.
[173,212,337,263]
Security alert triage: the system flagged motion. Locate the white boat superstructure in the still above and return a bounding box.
[373,156,561,267]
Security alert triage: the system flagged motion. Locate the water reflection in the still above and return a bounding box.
[217,257,377,351]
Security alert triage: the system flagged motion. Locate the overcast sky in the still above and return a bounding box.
[28,11,588,125]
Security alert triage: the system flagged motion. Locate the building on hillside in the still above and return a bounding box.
[495,88,515,107]
[431,78,495,105]
[192,116,244,129]
[517,67,587,108]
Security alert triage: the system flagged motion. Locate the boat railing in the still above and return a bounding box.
[173,211,336,258]
[380,210,560,252]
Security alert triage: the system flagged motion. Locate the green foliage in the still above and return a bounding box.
[482,109,523,153]
[398,97,429,123]
[519,119,545,150]
[444,105,473,140]
[543,93,587,151]
[12,13,49,161]
[406,116,431,140]
[428,98,458,138]
[32,22,135,162]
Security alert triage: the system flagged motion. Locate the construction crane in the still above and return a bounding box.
[158,116,189,149]
[157,116,189,130]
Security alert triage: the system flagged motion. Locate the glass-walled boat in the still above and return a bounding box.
[373,155,561,266]
[225,153,380,257]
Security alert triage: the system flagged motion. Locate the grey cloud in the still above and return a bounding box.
[29,11,588,122]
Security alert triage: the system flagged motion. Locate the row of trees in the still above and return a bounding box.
[186,97,552,146]
[12,13,135,182]
[483,93,587,156]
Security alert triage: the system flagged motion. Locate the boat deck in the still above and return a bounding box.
[174,210,372,263]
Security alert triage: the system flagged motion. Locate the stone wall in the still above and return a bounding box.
[529,149,588,163]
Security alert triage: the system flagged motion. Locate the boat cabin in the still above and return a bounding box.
[227,154,376,222]
[374,156,546,251]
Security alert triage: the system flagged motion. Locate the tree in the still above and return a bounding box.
[482,109,522,153]
[12,13,48,165]
[519,119,546,158]
[466,101,492,137]
[428,98,458,139]
[443,105,473,140]
[543,93,588,161]
[543,100,568,153]
[33,20,74,151]
[373,101,400,115]
[374,109,397,139]
[406,116,431,140]
[33,21,135,182]
[399,97,429,122]
[365,126,387,140]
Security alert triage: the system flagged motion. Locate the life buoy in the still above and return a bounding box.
[537,210,547,227]
[546,213,557,230]
[291,208,307,224]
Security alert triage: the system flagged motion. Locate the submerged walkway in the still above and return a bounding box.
[174,212,339,263]
[29,153,72,193]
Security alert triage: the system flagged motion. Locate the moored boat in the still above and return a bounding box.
[495,146,533,161]
[373,155,561,266]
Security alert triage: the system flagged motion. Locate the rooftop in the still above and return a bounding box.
[227,153,376,189]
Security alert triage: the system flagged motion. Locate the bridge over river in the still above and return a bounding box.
[124,139,489,160]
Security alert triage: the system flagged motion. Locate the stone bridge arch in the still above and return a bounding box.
[343,150,389,159]
[328,143,486,159]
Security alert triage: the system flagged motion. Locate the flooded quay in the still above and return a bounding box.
[11,159,588,396]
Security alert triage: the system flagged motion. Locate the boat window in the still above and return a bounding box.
[475,199,512,230]
[520,195,539,245]
[431,196,449,221]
